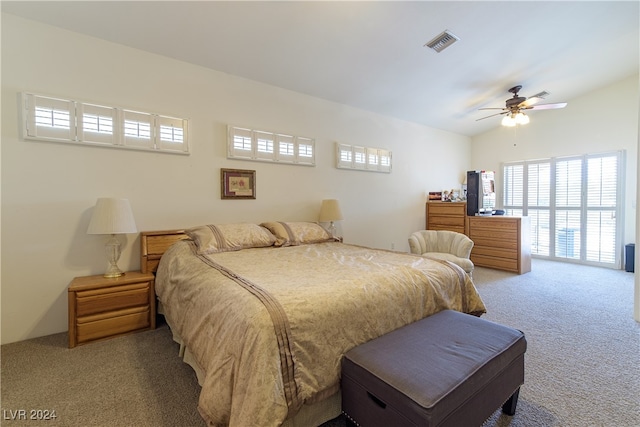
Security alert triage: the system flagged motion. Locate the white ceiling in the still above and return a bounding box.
[3,1,639,137]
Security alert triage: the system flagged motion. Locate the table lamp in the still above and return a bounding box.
[87,198,137,278]
[319,199,343,237]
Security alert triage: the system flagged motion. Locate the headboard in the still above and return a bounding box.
[140,229,188,274]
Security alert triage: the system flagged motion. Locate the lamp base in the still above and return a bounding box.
[103,234,124,278]
[328,221,336,237]
[103,269,125,279]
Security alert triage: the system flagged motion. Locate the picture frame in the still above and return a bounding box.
[221,168,256,199]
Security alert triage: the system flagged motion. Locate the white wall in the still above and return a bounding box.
[0,14,471,344]
[471,75,639,248]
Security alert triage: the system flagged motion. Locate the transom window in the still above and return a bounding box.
[227,126,315,166]
[336,142,392,173]
[22,92,189,154]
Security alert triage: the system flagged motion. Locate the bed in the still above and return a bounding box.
[141,222,487,427]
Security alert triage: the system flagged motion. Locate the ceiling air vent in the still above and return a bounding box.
[425,30,459,53]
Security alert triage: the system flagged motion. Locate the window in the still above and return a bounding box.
[255,131,275,161]
[276,134,295,162]
[78,103,117,145]
[123,110,152,149]
[232,127,253,152]
[338,144,352,164]
[36,106,71,129]
[297,137,314,160]
[503,151,623,267]
[83,113,113,134]
[25,95,75,141]
[227,126,315,166]
[353,146,366,169]
[336,142,392,173]
[21,92,189,154]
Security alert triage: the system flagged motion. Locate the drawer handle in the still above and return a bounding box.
[367,391,387,409]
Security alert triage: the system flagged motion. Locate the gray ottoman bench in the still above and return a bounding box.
[341,310,526,426]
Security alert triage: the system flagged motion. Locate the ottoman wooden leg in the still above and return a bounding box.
[502,388,520,416]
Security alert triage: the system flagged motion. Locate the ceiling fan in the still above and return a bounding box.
[476,85,567,126]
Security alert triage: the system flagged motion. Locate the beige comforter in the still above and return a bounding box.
[155,240,486,427]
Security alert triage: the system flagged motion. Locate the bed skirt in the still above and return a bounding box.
[159,303,341,426]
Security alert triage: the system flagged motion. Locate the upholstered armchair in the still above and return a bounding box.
[408,230,474,275]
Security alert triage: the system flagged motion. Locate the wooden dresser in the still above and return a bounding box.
[425,202,467,234]
[467,216,531,274]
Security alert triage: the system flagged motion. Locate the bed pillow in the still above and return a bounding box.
[260,221,334,246]
[186,223,277,254]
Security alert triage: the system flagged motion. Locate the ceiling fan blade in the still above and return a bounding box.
[478,107,508,111]
[519,91,550,108]
[520,97,541,108]
[476,111,508,121]
[526,102,567,111]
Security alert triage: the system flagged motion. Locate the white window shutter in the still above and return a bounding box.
[23,93,76,141]
[123,110,153,149]
[379,149,392,172]
[366,148,379,170]
[157,115,188,152]
[255,131,275,161]
[295,136,315,165]
[227,125,315,166]
[78,102,117,145]
[276,134,295,162]
[352,146,366,170]
[337,143,353,168]
[228,126,253,159]
[503,152,621,266]
[21,92,189,155]
[336,142,391,172]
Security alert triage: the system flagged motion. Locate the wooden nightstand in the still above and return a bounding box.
[68,271,156,348]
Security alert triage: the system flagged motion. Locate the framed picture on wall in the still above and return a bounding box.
[221,168,256,199]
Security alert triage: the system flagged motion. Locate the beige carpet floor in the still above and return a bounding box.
[2,259,639,426]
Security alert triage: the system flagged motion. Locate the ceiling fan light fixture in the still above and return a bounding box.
[502,114,516,127]
[515,112,529,125]
[425,30,460,53]
[502,111,529,127]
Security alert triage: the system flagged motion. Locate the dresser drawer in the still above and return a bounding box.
[471,236,518,250]
[430,225,466,234]
[76,306,150,344]
[429,215,466,226]
[471,254,519,272]
[469,228,516,241]
[472,245,518,260]
[76,283,150,317]
[428,203,466,216]
[426,202,467,233]
[468,217,518,232]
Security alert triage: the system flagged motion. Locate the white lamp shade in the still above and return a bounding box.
[87,198,137,235]
[515,112,530,124]
[501,114,516,127]
[319,199,344,222]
